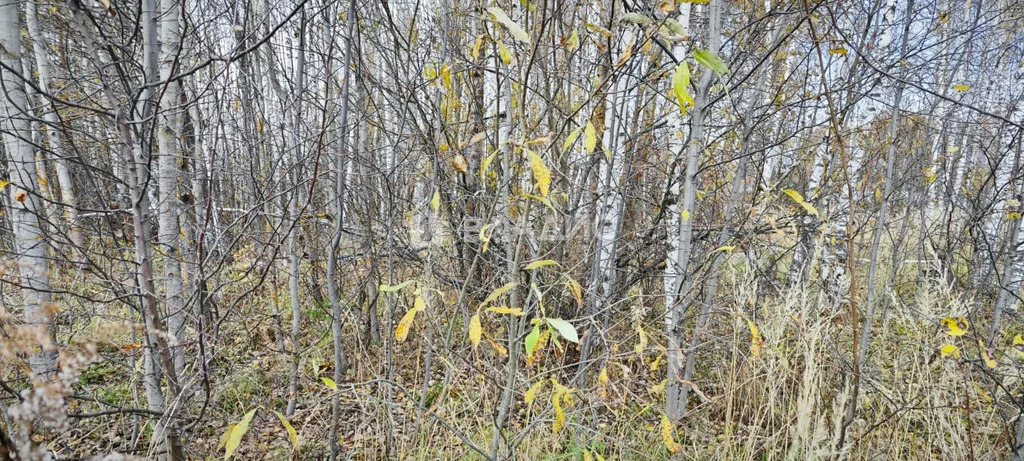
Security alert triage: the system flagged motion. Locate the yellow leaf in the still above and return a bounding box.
[979,341,996,369]
[1013,334,1024,359]
[0,179,9,190]
[747,319,764,357]
[552,387,566,433]
[481,282,519,307]
[940,343,959,358]
[713,245,736,253]
[597,367,610,400]
[522,193,556,213]
[648,379,666,395]
[783,189,818,216]
[681,209,690,221]
[487,6,531,44]
[440,64,452,89]
[321,377,338,391]
[974,382,994,403]
[217,423,237,451]
[524,259,558,270]
[954,84,970,91]
[479,223,494,253]
[395,297,426,342]
[672,61,692,114]
[615,45,633,67]
[584,122,597,153]
[480,150,498,182]
[923,168,937,184]
[471,34,486,61]
[828,47,848,55]
[584,22,613,38]
[497,40,512,65]
[486,306,525,316]
[524,380,545,403]
[661,415,683,453]
[272,410,300,451]
[941,317,968,336]
[650,350,664,371]
[565,277,583,308]
[527,328,550,365]
[430,191,440,212]
[224,409,257,459]
[485,332,508,356]
[635,323,648,355]
[527,150,551,197]
[526,135,551,145]
[469,313,482,348]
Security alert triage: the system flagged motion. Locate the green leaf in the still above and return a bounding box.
[272,410,300,451]
[694,49,729,75]
[672,61,693,114]
[621,12,651,24]
[380,280,413,292]
[662,18,687,36]
[562,126,582,152]
[224,408,257,459]
[321,377,338,391]
[546,318,579,343]
[487,6,531,44]
[525,324,542,356]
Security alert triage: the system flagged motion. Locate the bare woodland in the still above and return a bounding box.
[1,0,1023,459]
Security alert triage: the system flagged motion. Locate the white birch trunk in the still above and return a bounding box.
[25,0,85,263]
[156,0,187,380]
[0,0,58,379]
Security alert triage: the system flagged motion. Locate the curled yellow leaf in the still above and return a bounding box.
[524,259,558,270]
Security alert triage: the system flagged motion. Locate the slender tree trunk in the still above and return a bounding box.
[285,7,307,417]
[327,0,357,457]
[845,0,912,436]
[667,0,721,421]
